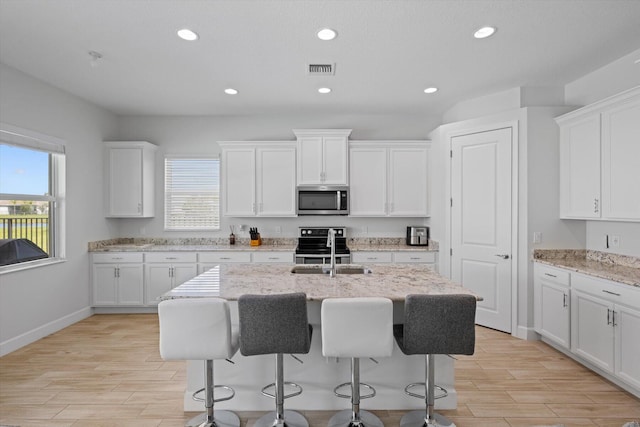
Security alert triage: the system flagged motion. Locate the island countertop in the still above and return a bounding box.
[160,263,480,302]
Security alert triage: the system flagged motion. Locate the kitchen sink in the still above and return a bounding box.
[290,265,372,275]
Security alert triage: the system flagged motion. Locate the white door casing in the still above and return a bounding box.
[451,127,513,333]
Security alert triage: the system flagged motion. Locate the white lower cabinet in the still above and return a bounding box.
[352,251,436,268]
[252,251,293,263]
[569,271,640,392]
[144,253,198,305]
[534,264,571,349]
[198,252,252,273]
[92,253,144,306]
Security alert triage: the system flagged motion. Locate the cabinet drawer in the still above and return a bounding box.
[572,272,640,308]
[199,252,251,263]
[145,252,197,263]
[535,264,570,286]
[92,252,143,263]
[252,252,293,263]
[393,252,436,264]
[352,252,393,263]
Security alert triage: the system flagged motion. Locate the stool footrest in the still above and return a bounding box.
[260,381,303,400]
[404,382,448,400]
[192,385,235,403]
[333,381,376,400]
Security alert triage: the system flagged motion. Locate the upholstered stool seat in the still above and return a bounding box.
[238,292,313,427]
[394,294,476,427]
[321,297,394,427]
[158,298,240,427]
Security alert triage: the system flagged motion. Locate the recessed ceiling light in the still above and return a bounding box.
[317,28,337,41]
[177,28,199,41]
[424,87,438,94]
[474,26,496,39]
[318,87,332,94]
[224,88,238,95]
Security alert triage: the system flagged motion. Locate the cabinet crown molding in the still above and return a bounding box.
[555,85,640,124]
[292,129,352,138]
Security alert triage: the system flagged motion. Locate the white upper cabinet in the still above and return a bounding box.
[104,141,157,218]
[349,141,430,217]
[220,142,296,217]
[601,96,640,221]
[556,87,640,221]
[294,129,351,185]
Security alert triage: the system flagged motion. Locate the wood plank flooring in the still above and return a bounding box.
[1,314,639,426]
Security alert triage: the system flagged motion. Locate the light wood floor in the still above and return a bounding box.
[1,314,639,427]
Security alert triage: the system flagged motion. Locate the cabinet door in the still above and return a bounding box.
[117,264,144,305]
[571,290,614,372]
[615,304,640,389]
[601,98,640,221]
[222,148,256,216]
[93,264,118,305]
[145,264,173,305]
[297,136,324,185]
[559,115,601,218]
[389,147,429,216]
[172,264,198,288]
[322,137,349,185]
[257,147,296,216]
[539,280,570,349]
[108,148,142,216]
[349,147,387,216]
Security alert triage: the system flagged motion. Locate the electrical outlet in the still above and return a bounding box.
[611,235,620,247]
[239,224,246,232]
[275,226,282,234]
[533,232,542,244]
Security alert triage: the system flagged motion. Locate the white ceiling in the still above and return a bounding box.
[1,0,640,117]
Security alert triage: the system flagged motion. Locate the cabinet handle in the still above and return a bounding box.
[602,290,621,297]
[389,202,394,212]
[268,257,280,260]
[220,257,231,260]
[495,254,510,259]
[563,293,568,308]
[410,257,421,260]
[594,198,599,214]
[544,273,557,278]
[367,257,377,260]
[116,267,120,278]
[138,203,142,213]
[112,257,123,260]
[252,203,256,213]
[607,308,612,325]
[612,310,617,327]
[166,257,177,260]
[169,267,174,278]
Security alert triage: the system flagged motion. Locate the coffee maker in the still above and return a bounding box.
[406,226,429,246]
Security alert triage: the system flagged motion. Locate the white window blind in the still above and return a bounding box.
[164,157,220,230]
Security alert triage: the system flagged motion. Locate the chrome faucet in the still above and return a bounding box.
[326,228,337,277]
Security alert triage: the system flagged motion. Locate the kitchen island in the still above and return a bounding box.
[160,263,480,412]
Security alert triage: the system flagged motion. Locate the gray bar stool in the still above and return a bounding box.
[321,297,394,427]
[238,293,313,427]
[158,298,240,427]
[394,294,476,427]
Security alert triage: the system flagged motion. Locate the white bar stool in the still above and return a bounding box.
[394,294,476,427]
[158,298,240,427]
[321,297,394,427]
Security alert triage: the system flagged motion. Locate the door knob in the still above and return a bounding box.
[495,254,510,259]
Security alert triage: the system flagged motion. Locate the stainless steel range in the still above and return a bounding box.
[295,227,351,264]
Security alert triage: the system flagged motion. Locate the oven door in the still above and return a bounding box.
[295,254,351,264]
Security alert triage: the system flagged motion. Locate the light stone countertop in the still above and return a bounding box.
[533,249,639,288]
[94,243,297,252]
[160,263,479,302]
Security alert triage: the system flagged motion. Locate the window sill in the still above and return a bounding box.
[0,257,66,275]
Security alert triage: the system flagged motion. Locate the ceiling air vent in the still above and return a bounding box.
[307,63,335,75]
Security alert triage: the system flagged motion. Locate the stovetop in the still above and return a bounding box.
[296,227,350,255]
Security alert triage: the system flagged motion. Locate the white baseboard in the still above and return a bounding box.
[515,325,539,341]
[0,306,93,356]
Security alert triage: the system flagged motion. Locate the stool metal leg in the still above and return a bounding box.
[187,360,240,427]
[254,353,309,427]
[399,355,455,427]
[328,358,384,427]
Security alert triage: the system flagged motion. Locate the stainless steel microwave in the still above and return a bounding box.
[296,185,349,215]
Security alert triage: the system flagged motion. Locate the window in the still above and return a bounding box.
[0,124,65,270]
[164,157,220,230]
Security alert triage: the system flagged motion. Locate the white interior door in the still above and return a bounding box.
[451,127,512,332]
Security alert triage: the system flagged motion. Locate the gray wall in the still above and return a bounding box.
[0,64,119,354]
